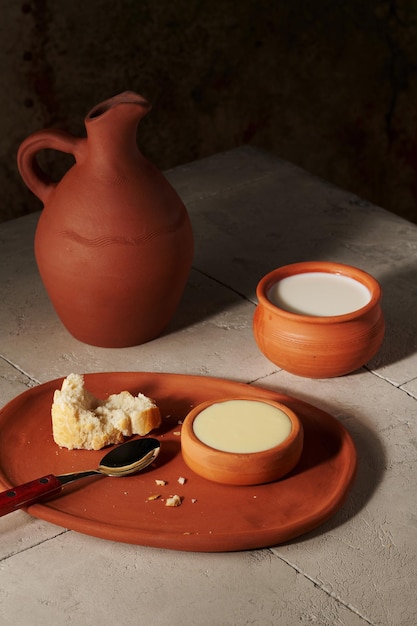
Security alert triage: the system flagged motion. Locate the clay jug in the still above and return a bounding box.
[17,92,193,347]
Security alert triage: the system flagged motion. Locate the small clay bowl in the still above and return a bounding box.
[181,398,304,485]
[253,261,385,378]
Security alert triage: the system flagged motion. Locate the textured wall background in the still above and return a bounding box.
[1,0,417,223]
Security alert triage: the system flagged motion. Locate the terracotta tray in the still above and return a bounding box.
[0,372,356,552]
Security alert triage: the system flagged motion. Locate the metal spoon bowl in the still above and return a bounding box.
[0,438,160,517]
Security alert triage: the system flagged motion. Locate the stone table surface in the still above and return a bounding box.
[0,146,416,626]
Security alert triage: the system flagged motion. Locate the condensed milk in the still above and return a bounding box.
[192,399,292,453]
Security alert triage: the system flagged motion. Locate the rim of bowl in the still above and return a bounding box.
[182,397,301,458]
[256,261,382,323]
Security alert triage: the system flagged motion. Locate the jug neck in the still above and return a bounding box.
[84,92,151,170]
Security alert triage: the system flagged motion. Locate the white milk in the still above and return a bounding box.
[267,272,371,316]
[193,399,292,453]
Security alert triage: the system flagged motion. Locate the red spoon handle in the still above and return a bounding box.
[0,474,63,517]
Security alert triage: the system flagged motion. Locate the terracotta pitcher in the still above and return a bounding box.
[17,92,193,347]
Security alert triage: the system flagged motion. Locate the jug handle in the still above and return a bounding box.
[17,129,86,205]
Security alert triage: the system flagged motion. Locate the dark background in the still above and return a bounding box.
[2,0,417,224]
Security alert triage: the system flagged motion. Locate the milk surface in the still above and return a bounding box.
[267,272,371,316]
[193,399,292,453]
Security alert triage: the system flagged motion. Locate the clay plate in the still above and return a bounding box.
[0,372,356,552]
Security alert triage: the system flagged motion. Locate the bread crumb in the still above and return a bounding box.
[191,498,197,503]
[147,494,161,501]
[173,431,181,436]
[165,495,182,507]
[155,479,167,486]
[177,476,186,485]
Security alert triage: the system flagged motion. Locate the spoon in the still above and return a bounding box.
[0,438,160,517]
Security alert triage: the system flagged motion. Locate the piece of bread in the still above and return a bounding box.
[51,373,161,450]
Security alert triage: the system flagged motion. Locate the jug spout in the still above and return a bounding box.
[87,91,151,120]
[84,91,152,167]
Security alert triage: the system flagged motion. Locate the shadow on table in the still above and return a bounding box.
[164,266,250,335]
[276,394,386,547]
[369,261,417,368]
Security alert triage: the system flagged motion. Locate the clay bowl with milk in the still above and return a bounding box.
[181,398,303,485]
[253,261,385,378]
